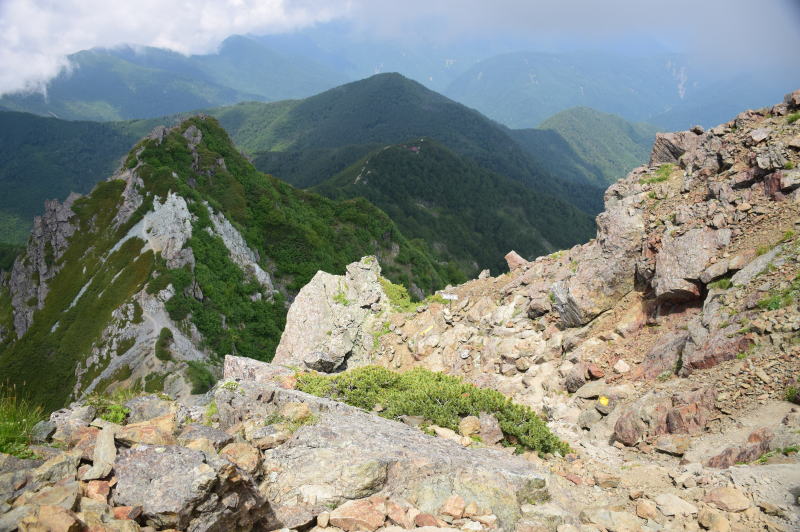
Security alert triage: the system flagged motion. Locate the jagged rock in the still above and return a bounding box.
[178,424,234,450]
[654,493,697,516]
[654,434,690,456]
[785,89,800,109]
[649,130,704,165]
[115,414,176,446]
[80,426,117,481]
[329,497,386,532]
[706,428,773,468]
[579,507,642,531]
[273,257,389,372]
[30,421,56,444]
[653,228,723,301]
[504,251,528,271]
[226,358,559,531]
[550,189,644,327]
[18,504,82,532]
[219,442,261,474]
[639,331,688,379]
[704,487,750,512]
[613,387,715,446]
[9,193,79,337]
[113,444,268,530]
[207,207,274,293]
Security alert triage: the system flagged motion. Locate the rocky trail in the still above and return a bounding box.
[2,93,800,531]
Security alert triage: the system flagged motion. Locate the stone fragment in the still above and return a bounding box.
[579,507,642,531]
[505,250,528,270]
[386,500,413,529]
[115,414,176,446]
[654,434,691,456]
[219,442,261,474]
[33,452,79,484]
[612,359,630,374]
[330,498,386,532]
[636,499,659,520]
[113,444,266,530]
[248,425,292,450]
[478,413,503,445]
[440,495,466,518]
[177,423,234,450]
[279,401,312,422]
[18,504,81,532]
[81,426,117,481]
[112,505,143,520]
[704,487,750,512]
[575,380,607,399]
[654,493,698,516]
[698,506,731,532]
[458,416,481,437]
[85,480,111,503]
[272,257,390,372]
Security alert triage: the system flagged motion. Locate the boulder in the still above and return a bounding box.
[329,498,386,532]
[654,493,697,516]
[704,487,750,512]
[649,130,704,165]
[115,414,176,446]
[504,251,528,271]
[706,428,773,468]
[613,387,715,446]
[273,257,389,372]
[653,228,722,301]
[231,360,561,531]
[639,331,688,379]
[112,444,268,530]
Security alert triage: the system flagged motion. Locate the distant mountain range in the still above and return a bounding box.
[0,73,663,269]
[2,28,795,131]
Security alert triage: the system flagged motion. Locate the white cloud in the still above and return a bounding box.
[0,0,353,95]
[1,0,798,96]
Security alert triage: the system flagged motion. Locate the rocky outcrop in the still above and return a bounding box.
[273,257,389,372]
[649,128,705,166]
[9,193,80,337]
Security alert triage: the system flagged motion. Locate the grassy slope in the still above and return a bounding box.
[315,139,595,275]
[537,107,659,185]
[0,117,454,410]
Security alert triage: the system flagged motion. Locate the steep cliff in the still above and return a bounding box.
[0,117,452,411]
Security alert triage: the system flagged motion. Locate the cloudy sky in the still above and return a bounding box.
[2,0,799,95]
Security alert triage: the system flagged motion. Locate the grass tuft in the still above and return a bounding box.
[0,383,44,458]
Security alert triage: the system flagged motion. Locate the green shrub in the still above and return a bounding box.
[757,274,800,310]
[155,328,174,361]
[708,277,733,290]
[379,277,418,312]
[787,112,800,124]
[0,383,44,458]
[785,386,798,404]
[296,366,570,455]
[186,361,216,394]
[85,390,134,424]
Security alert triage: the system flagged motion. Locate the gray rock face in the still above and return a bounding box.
[649,130,704,166]
[653,228,723,301]
[550,179,645,327]
[218,357,560,532]
[113,444,269,531]
[273,257,389,372]
[9,193,79,337]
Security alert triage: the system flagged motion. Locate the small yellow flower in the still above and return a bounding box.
[598,396,609,406]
